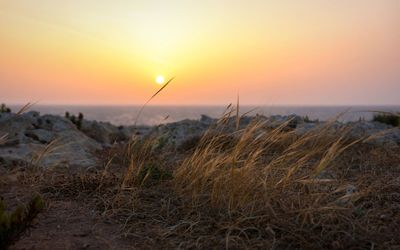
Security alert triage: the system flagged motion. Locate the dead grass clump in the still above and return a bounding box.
[175,115,357,211]
[173,110,386,248]
[122,136,173,188]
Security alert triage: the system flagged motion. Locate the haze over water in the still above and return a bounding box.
[8,105,400,126]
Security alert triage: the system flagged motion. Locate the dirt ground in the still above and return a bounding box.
[1,184,113,249]
[1,141,400,249]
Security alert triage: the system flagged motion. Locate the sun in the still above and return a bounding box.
[155,75,165,85]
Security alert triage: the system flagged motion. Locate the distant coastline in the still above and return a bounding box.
[8,104,400,126]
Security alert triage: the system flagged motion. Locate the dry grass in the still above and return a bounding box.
[175,111,356,210]
[171,109,399,248]
[0,133,7,145]
[4,107,400,249]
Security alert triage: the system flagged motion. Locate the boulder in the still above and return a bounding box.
[0,112,102,168]
[37,114,76,132]
[264,114,305,129]
[80,120,133,144]
[200,115,214,125]
[149,119,210,148]
[24,129,54,144]
[347,121,400,148]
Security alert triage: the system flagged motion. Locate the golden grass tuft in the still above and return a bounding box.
[174,109,360,212]
[0,134,8,145]
[170,108,400,248]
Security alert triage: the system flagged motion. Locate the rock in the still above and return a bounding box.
[150,119,210,148]
[0,112,16,122]
[0,113,37,144]
[1,109,399,169]
[24,111,40,119]
[335,184,358,206]
[0,112,102,168]
[25,129,54,143]
[265,114,305,129]
[200,115,214,125]
[346,185,357,195]
[348,121,400,147]
[50,127,102,167]
[80,120,132,144]
[38,114,76,132]
[0,144,43,166]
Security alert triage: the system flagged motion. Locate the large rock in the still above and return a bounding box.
[0,112,102,168]
[295,120,400,147]
[1,110,399,169]
[149,118,211,148]
[347,121,400,147]
[80,120,142,145]
[147,114,309,148]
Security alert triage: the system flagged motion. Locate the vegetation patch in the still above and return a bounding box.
[373,112,400,127]
[0,104,11,114]
[65,111,84,129]
[0,195,44,250]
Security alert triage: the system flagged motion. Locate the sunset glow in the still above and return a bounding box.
[0,1,399,105]
[155,75,165,85]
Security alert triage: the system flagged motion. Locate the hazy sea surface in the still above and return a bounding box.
[9,105,400,126]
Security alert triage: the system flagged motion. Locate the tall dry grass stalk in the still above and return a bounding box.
[0,134,8,145]
[121,136,159,189]
[134,77,175,126]
[174,108,362,214]
[16,102,36,115]
[122,77,175,188]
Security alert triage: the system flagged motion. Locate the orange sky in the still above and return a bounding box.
[1,1,399,105]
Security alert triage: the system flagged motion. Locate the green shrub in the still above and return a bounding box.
[70,115,76,124]
[0,104,11,113]
[0,195,44,249]
[66,112,84,130]
[76,113,84,130]
[373,113,400,127]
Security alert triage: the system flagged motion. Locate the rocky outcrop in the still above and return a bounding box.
[347,121,400,148]
[1,111,398,169]
[149,118,212,147]
[148,114,399,149]
[80,120,129,145]
[0,112,102,168]
[148,114,309,148]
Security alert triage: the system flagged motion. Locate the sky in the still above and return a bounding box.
[0,0,399,105]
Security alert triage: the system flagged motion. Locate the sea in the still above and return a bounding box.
[8,105,400,126]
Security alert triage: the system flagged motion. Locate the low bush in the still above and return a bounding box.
[373,113,400,127]
[65,111,84,129]
[0,104,11,113]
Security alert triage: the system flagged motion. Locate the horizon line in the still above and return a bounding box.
[6,103,400,107]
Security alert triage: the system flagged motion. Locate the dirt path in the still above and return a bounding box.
[11,199,132,250]
[0,170,132,250]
